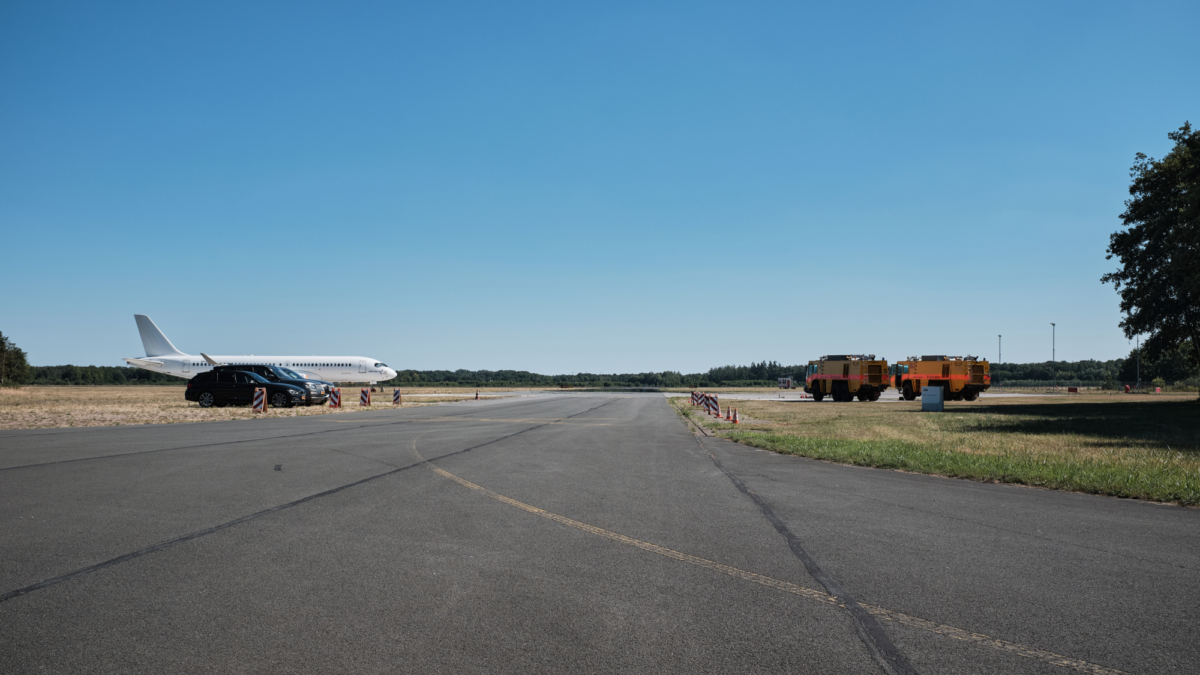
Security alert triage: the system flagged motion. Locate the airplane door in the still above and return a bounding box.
[182,359,190,374]
[359,360,366,374]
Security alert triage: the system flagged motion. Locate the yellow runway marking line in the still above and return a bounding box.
[418,454,1125,675]
[861,606,1121,674]
[321,416,618,425]
[419,417,622,424]
[426,462,839,606]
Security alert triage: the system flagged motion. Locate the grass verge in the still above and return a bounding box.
[670,394,1200,506]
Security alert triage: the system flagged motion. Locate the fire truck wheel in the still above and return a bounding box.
[812,390,824,402]
[869,391,880,401]
[856,390,870,402]
[963,391,978,401]
[952,391,964,401]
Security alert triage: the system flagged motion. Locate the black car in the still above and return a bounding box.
[209,364,331,405]
[186,370,306,408]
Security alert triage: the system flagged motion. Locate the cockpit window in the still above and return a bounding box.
[375,363,387,368]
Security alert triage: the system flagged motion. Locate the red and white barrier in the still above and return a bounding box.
[393,389,402,405]
[360,388,371,407]
[329,388,341,408]
[705,393,719,416]
[252,387,267,413]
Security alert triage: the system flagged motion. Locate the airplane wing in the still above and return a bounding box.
[123,357,164,368]
[200,353,226,366]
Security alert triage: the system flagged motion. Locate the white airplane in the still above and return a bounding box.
[122,315,398,384]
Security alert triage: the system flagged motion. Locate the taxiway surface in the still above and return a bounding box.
[1,393,1195,674]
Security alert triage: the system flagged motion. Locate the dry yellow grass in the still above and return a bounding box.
[0,386,500,430]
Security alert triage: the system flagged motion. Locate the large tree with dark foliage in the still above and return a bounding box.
[1102,122,1200,392]
[0,331,32,385]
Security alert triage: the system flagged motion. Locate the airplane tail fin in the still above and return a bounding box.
[134,315,184,357]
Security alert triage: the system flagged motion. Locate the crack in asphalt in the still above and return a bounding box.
[695,433,919,675]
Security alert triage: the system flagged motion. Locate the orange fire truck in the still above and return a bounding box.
[891,356,990,401]
[803,355,889,402]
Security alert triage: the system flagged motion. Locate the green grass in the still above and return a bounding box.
[672,395,1200,506]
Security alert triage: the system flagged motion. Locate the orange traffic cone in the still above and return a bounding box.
[732,408,740,424]
[725,406,732,421]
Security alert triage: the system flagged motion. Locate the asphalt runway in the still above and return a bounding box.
[1,393,1195,674]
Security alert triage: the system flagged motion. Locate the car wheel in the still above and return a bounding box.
[198,391,215,408]
[270,391,291,408]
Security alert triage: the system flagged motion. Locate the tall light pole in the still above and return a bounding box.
[998,335,1002,365]
[1050,323,1056,390]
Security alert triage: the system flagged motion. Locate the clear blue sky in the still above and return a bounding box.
[3,1,1197,373]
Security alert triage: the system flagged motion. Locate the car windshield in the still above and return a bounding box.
[278,368,303,379]
[242,371,269,383]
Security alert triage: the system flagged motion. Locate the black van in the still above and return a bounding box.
[186,370,306,408]
[209,364,331,406]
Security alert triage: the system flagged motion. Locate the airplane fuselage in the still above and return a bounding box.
[123,315,398,384]
[125,354,396,383]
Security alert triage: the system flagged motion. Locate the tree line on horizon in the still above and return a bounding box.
[4,348,1194,387]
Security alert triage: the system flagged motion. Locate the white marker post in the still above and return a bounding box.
[921,386,944,412]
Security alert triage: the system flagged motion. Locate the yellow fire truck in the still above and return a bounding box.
[803,355,889,402]
[891,356,990,401]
